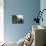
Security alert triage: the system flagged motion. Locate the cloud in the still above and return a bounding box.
[17,15,23,20]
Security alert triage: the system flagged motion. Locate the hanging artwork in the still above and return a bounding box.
[12,15,24,24]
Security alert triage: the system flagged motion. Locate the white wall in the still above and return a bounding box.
[0,0,4,42]
[40,0,46,26]
[40,0,46,45]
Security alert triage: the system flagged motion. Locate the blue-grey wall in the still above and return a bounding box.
[4,0,40,42]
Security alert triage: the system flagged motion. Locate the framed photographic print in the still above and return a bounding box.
[12,15,24,24]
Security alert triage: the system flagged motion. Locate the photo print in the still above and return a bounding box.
[12,15,24,24]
